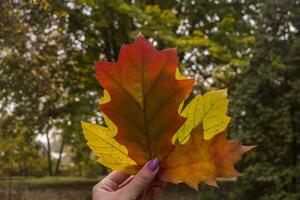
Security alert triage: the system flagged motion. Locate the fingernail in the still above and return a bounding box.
[147,158,160,171]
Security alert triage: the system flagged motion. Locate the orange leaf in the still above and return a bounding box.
[95,35,194,166]
[159,125,255,189]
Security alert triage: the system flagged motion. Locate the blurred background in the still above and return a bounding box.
[0,0,299,199]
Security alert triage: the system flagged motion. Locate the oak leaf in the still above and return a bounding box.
[161,127,254,189]
[172,89,231,144]
[81,34,253,189]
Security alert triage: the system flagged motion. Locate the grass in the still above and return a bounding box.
[0,176,101,186]
[0,176,98,200]
[0,176,237,200]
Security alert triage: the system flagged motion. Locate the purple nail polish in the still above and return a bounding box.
[147,158,160,171]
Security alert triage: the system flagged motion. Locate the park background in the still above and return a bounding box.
[0,0,299,199]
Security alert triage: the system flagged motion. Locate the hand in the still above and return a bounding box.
[92,158,166,200]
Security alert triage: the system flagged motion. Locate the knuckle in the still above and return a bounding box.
[135,172,151,184]
[92,182,102,193]
[92,185,98,193]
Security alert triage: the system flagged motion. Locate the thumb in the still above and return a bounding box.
[119,158,160,199]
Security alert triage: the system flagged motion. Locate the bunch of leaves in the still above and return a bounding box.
[82,35,253,189]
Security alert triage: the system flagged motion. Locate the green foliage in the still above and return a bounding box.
[228,1,300,199]
[0,0,299,199]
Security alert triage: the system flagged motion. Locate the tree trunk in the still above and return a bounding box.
[78,164,82,176]
[290,106,298,191]
[54,137,64,176]
[46,131,53,176]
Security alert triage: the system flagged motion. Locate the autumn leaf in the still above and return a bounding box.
[160,126,254,189]
[81,121,137,174]
[82,90,138,174]
[94,34,194,166]
[172,89,231,144]
[81,34,253,189]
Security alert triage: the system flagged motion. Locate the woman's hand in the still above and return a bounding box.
[92,158,166,200]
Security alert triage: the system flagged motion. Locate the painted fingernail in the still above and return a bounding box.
[147,158,160,171]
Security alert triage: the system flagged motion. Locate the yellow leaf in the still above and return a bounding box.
[81,121,137,174]
[172,89,231,144]
[175,68,186,80]
[98,90,117,137]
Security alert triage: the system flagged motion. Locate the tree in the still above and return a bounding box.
[1,0,255,177]
[68,0,254,93]
[2,4,298,200]
[0,0,101,176]
[229,1,300,199]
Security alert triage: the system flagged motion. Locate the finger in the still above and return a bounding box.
[152,179,167,188]
[119,175,134,188]
[104,171,130,185]
[120,158,160,199]
[151,186,164,197]
[96,171,130,191]
[148,179,166,197]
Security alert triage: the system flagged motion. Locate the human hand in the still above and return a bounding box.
[92,158,166,200]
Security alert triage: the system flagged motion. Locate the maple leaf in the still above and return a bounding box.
[81,34,254,189]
